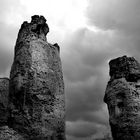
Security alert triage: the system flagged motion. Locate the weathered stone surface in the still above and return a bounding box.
[8,15,65,139]
[0,79,24,140]
[109,55,140,82]
[0,126,25,140]
[0,78,9,126]
[104,55,140,140]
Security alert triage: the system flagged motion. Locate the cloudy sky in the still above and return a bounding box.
[1,0,140,139]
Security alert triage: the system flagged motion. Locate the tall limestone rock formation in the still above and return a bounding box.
[104,55,140,140]
[0,15,66,140]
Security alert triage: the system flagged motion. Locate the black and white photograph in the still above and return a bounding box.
[0,0,140,140]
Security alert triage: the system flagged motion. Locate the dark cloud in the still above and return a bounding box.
[66,121,97,137]
[66,135,90,140]
[62,27,124,130]
[87,0,140,33]
[62,27,112,138]
[65,74,107,121]
[86,0,140,58]
[63,0,140,137]
[86,0,140,61]
[62,28,116,82]
[66,120,109,139]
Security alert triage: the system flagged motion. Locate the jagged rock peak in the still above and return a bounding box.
[31,15,46,24]
[109,55,140,82]
[17,15,49,42]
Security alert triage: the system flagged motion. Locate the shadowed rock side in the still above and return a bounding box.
[0,78,25,140]
[0,126,25,140]
[8,15,65,140]
[104,56,140,140]
[0,78,9,126]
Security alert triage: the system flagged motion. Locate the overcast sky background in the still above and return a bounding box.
[1,0,140,139]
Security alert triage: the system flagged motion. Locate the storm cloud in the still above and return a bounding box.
[63,0,140,139]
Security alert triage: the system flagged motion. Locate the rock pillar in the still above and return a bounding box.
[104,55,140,140]
[9,15,65,140]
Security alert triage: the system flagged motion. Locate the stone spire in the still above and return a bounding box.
[8,15,65,139]
[104,55,140,140]
[16,15,49,43]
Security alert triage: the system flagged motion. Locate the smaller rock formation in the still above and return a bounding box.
[104,56,140,140]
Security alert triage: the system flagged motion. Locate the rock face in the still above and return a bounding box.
[0,78,25,140]
[104,55,140,140]
[0,78,9,126]
[0,126,25,140]
[0,15,65,140]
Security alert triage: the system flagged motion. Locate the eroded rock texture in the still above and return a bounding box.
[8,15,65,140]
[0,78,9,126]
[0,78,24,140]
[104,56,140,140]
[0,126,25,140]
